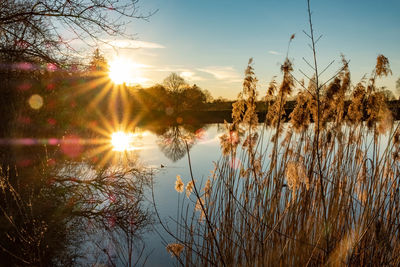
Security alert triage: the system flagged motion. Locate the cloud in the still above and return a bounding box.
[152,66,204,81]
[102,39,165,50]
[198,66,242,83]
[180,71,204,81]
[268,50,281,55]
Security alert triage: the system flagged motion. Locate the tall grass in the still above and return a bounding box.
[165,2,400,265]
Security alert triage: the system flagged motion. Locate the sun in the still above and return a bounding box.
[108,57,148,85]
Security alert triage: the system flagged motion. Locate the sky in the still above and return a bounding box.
[86,0,400,100]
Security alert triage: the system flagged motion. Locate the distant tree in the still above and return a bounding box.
[162,73,188,113]
[138,84,170,111]
[209,97,233,111]
[182,84,207,110]
[382,89,395,101]
[163,73,188,93]
[214,96,229,103]
[202,89,214,103]
[88,49,108,73]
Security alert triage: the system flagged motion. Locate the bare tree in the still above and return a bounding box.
[0,0,156,63]
[163,73,188,113]
[163,73,188,93]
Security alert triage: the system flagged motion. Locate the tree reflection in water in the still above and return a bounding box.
[157,124,206,162]
[0,143,154,266]
[56,160,154,266]
[0,111,209,265]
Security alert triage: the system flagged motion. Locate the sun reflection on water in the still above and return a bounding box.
[111,131,136,151]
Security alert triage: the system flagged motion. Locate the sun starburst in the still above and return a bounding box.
[108,57,148,85]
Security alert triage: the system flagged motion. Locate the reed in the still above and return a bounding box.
[165,1,400,265]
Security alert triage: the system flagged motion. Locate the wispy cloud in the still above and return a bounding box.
[268,50,281,55]
[180,71,204,81]
[102,39,165,50]
[198,66,242,83]
[153,66,204,82]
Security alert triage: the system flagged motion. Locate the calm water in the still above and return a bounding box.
[0,123,226,266]
[130,124,224,266]
[1,121,394,266]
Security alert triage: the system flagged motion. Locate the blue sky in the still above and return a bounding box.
[96,0,400,99]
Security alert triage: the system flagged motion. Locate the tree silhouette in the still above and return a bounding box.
[163,73,188,113]
[182,84,207,110]
[0,0,155,63]
[163,73,188,93]
[88,48,108,73]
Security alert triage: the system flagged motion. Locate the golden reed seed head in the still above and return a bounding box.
[186,180,194,198]
[375,54,392,77]
[166,243,184,258]
[175,175,184,193]
[289,90,311,132]
[366,91,393,133]
[286,161,309,192]
[347,82,366,124]
[266,78,277,99]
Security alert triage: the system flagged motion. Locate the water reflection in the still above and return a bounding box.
[111,131,137,151]
[0,112,211,265]
[157,126,194,162]
[56,161,154,266]
[157,124,208,162]
[0,136,153,265]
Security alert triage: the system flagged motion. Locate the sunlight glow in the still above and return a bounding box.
[108,57,148,85]
[111,131,136,151]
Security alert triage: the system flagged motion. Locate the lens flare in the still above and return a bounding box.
[28,94,43,109]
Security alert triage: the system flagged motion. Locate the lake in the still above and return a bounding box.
[136,124,224,266]
[1,120,396,266]
[0,122,226,266]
